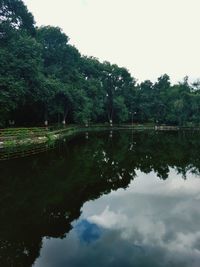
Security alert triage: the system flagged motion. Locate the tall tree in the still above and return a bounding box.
[0,0,35,35]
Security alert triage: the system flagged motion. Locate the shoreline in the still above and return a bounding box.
[0,123,200,152]
[0,124,154,150]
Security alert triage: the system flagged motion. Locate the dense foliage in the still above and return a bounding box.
[1,0,200,127]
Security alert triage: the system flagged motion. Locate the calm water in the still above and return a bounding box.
[1,130,200,267]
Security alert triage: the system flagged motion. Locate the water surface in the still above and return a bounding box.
[0,130,200,267]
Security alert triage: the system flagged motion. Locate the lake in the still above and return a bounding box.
[0,130,200,267]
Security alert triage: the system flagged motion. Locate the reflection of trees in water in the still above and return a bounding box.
[0,130,200,266]
[127,131,200,179]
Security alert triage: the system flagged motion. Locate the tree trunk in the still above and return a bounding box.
[62,108,68,126]
[44,105,48,127]
[108,105,113,126]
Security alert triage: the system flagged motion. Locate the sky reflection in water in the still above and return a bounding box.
[34,169,200,267]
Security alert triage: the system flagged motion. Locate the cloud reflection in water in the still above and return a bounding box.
[34,169,200,267]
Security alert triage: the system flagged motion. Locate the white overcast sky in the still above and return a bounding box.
[23,0,200,83]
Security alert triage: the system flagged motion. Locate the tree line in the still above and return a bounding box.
[1,0,200,127]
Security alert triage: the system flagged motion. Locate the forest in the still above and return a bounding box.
[1,0,200,127]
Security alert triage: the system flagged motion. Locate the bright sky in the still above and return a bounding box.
[23,0,200,83]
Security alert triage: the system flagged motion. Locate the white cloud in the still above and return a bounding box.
[88,205,127,229]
